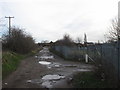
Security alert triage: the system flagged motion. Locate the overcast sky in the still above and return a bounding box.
[0,0,119,43]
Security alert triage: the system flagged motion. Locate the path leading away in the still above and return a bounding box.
[2,47,95,88]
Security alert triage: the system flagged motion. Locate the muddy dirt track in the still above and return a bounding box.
[2,47,95,88]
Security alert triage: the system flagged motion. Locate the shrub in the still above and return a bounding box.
[54,34,75,46]
[2,27,36,54]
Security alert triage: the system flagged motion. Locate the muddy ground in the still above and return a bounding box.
[2,47,95,88]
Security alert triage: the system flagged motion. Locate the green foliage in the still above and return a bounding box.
[2,47,42,79]
[72,72,116,88]
[25,47,43,57]
[2,51,24,79]
[2,27,36,54]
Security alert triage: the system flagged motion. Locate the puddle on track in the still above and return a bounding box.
[26,74,65,88]
[39,56,54,60]
[37,47,54,60]
[39,61,51,65]
[42,75,65,80]
[39,60,61,69]
[41,74,65,88]
[39,50,49,53]
[48,63,61,68]
[42,81,52,88]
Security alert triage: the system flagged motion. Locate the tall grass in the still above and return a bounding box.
[72,71,116,88]
[2,51,24,79]
[2,47,42,79]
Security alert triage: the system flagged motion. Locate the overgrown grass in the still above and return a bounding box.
[72,71,116,88]
[24,47,42,57]
[2,47,42,79]
[2,51,24,79]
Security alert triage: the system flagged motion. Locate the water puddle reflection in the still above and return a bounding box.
[39,61,51,65]
[39,61,61,69]
[42,81,52,88]
[26,74,65,88]
[42,75,65,80]
[39,56,54,60]
[41,74,65,88]
[48,63,61,68]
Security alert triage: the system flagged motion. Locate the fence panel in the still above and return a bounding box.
[52,41,120,84]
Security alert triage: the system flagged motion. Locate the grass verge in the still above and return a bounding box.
[2,51,24,79]
[72,71,116,88]
[2,47,42,79]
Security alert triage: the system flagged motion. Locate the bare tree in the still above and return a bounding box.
[41,40,49,43]
[63,34,72,42]
[107,17,120,42]
[75,37,82,43]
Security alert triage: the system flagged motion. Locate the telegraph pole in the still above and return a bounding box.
[5,16,14,35]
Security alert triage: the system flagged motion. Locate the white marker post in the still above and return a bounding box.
[85,54,88,63]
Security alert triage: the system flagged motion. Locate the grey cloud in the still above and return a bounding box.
[63,17,93,32]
